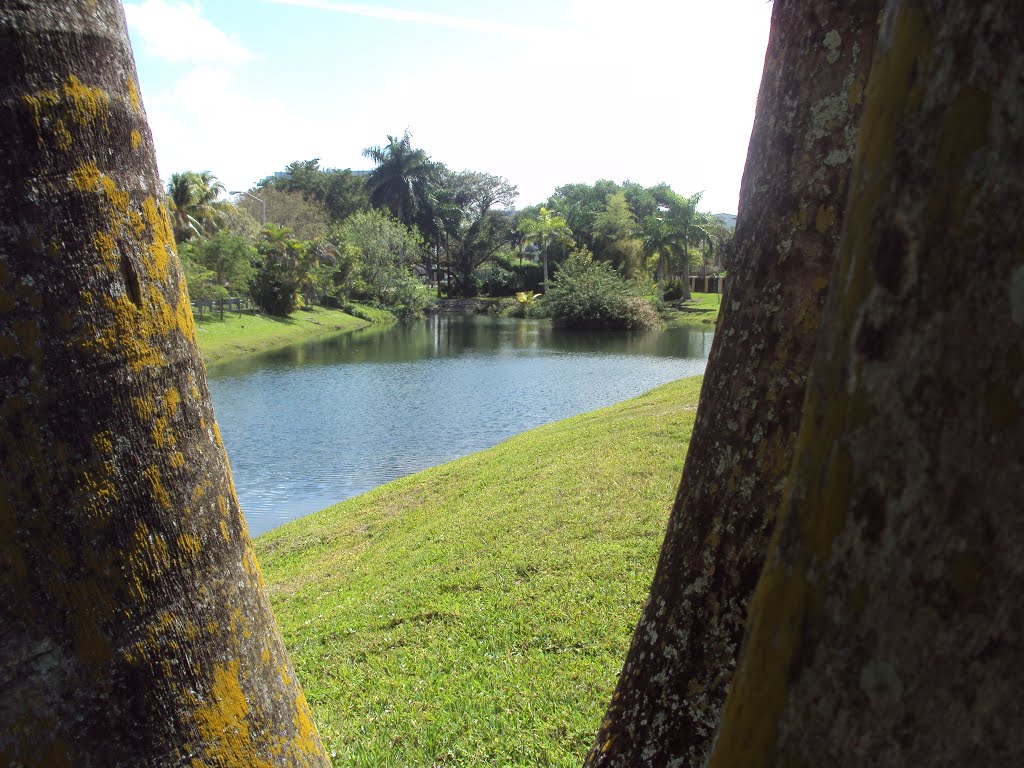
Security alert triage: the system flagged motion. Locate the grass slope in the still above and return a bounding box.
[257,376,704,767]
[195,304,394,365]
[668,290,722,325]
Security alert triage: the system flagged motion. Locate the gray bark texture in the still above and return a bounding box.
[585,1,881,765]
[0,2,330,765]
[708,0,1024,765]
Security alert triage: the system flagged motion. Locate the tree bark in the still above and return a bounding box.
[679,234,692,301]
[0,3,330,765]
[586,2,881,765]
[708,0,1024,764]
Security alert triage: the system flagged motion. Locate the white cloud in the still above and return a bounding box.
[345,0,772,212]
[263,0,541,40]
[124,0,254,64]
[144,65,329,191]
[129,0,771,214]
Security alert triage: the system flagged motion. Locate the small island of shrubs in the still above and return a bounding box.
[516,249,663,330]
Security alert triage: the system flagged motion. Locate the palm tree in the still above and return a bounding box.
[657,190,705,299]
[415,185,462,297]
[2,2,330,765]
[641,214,682,290]
[692,213,731,290]
[518,206,574,291]
[361,131,437,228]
[166,170,225,243]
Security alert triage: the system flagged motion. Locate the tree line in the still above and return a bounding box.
[169,134,733,321]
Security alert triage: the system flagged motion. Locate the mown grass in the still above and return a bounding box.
[194,304,394,365]
[664,290,722,325]
[256,376,703,767]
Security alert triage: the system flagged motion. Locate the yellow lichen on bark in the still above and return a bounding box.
[127,75,142,115]
[22,76,110,151]
[76,465,118,525]
[177,533,202,559]
[71,161,102,193]
[144,465,171,510]
[67,161,196,370]
[61,75,109,126]
[291,693,326,763]
[190,661,273,768]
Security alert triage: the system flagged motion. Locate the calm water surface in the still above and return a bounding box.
[207,315,714,535]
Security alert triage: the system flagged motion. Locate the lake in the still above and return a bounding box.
[206,314,714,535]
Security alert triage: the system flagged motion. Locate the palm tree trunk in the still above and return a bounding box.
[0,4,329,765]
[680,234,692,301]
[709,1,1024,763]
[585,0,880,764]
[542,237,550,292]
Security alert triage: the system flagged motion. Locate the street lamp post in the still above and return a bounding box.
[229,189,266,225]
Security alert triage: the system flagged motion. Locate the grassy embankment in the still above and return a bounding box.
[667,290,722,325]
[257,376,703,767]
[194,304,395,365]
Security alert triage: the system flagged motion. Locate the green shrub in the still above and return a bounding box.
[250,234,311,316]
[546,250,661,330]
[511,261,545,293]
[385,272,432,321]
[507,291,547,319]
[662,277,686,301]
[475,264,518,296]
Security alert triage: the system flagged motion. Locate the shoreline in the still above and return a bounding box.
[195,304,395,366]
[254,375,704,765]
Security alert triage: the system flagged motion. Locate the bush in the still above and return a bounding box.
[545,250,661,330]
[511,261,545,293]
[662,277,687,301]
[475,264,518,296]
[384,272,432,321]
[249,231,311,316]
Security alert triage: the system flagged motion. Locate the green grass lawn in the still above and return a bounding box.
[194,304,394,365]
[256,376,703,767]
[669,291,722,325]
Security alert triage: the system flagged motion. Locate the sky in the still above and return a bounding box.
[123,0,774,215]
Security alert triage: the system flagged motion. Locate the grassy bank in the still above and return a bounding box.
[194,304,395,365]
[666,290,722,325]
[257,376,703,767]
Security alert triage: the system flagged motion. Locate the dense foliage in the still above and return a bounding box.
[168,133,731,322]
[545,250,661,330]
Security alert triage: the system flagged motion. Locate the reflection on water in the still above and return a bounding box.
[207,315,714,535]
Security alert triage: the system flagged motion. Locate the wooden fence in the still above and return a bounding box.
[190,297,254,319]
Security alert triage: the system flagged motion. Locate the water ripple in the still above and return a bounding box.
[208,315,714,535]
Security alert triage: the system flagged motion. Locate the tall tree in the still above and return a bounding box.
[440,170,518,296]
[640,213,680,287]
[361,130,437,227]
[0,3,329,765]
[592,191,644,277]
[237,186,330,242]
[335,208,426,307]
[708,0,1024,763]
[586,1,882,764]
[661,191,705,299]
[257,158,369,223]
[517,205,574,291]
[549,179,621,253]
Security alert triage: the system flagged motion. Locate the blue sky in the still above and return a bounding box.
[124,0,774,214]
